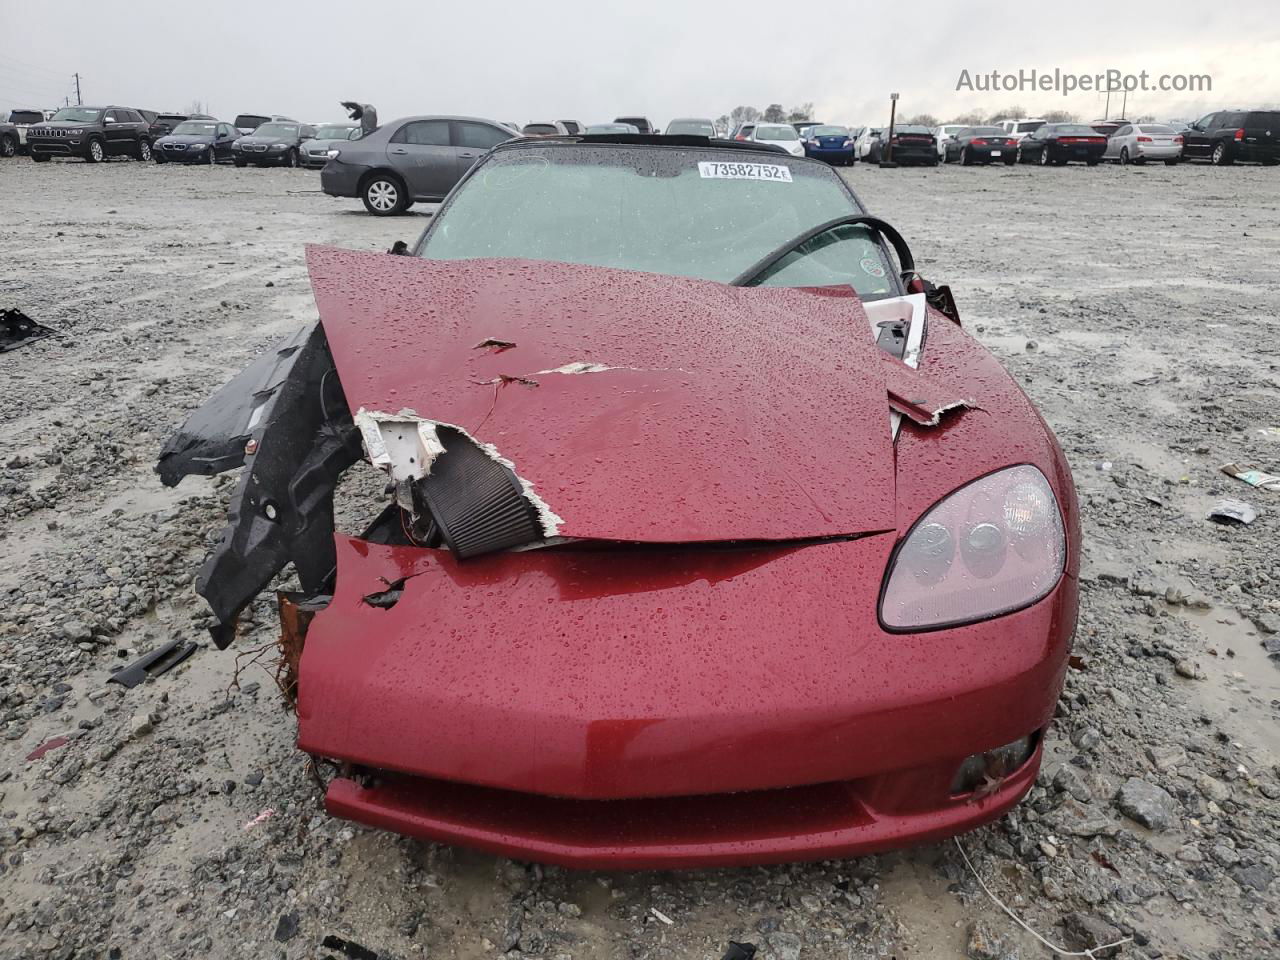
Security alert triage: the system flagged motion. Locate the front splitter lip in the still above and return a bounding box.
[323,740,1043,869]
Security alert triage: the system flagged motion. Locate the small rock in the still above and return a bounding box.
[766,931,802,960]
[129,712,154,738]
[273,912,299,942]
[244,771,264,786]
[1196,774,1231,803]
[61,620,92,642]
[966,919,1018,960]
[1146,744,1187,772]
[1116,777,1180,831]
[1174,659,1205,680]
[557,902,581,918]
[1230,864,1274,892]
[1253,614,1280,635]
[1061,913,1124,958]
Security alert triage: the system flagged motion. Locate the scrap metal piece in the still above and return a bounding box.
[1207,499,1256,525]
[321,935,380,960]
[108,638,198,688]
[1,308,56,352]
[340,101,378,136]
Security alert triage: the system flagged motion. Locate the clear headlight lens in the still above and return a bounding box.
[881,465,1066,630]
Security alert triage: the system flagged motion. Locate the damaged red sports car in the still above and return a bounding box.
[159,134,1078,869]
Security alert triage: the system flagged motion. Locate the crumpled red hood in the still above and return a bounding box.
[307,246,899,541]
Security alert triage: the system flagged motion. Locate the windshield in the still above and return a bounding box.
[234,115,268,129]
[50,108,101,123]
[893,125,932,136]
[1054,125,1100,135]
[587,124,636,134]
[10,110,44,124]
[523,124,559,135]
[253,123,298,137]
[666,120,716,136]
[173,121,217,136]
[810,126,848,136]
[314,125,357,140]
[967,127,1006,136]
[1015,121,1042,133]
[1137,124,1176,134]
[420,145,895,298]
[755,125,799,141]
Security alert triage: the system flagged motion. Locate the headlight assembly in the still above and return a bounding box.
[880,465,1066,630]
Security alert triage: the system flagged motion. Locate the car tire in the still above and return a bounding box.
[1211,142,1232,165]
[1038,148,1050,166]
[85,138,105,163]
[1003,156,1016,165]
[136,139,152,162]
[32,152,50,162]
[960,147,971,166]
[234,158,248,168]
[283,148,298,168]
[154,153,166,164]
[204,147,215,165]
[1119,147,1130,165]
[0,134,16,158]
[1165,159,1180,166]
[361,173,408,216]
[1086,158,1100,166]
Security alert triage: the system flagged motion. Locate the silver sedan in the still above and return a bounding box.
[1103,123,1184,166]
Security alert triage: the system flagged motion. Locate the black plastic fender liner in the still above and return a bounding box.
[155,322,362,647]
[419,427,543,559]
[157,323,318,486]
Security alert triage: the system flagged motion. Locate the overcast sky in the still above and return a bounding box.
[2,0,1276,127]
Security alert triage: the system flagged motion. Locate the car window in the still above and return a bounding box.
[455,122,511,150]
[522,124,559,136]
[394,120,451,145]
[1222,113,1246,128]
[219,124,234,137]
[1114,125,1132,137]
[756,125,799,140]
[1196,113,1218,129]
[1245,111,1280,128]
[421,145,897,298]
[666,120,716,136]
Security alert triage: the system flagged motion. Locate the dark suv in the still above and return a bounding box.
[27,106,153,163]
[1182,110,1280,165]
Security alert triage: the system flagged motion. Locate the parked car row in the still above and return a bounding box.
[928,111,1280,168]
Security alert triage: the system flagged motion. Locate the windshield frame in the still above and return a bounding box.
[411,141,903,301]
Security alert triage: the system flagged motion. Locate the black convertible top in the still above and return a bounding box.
[506,133,790,155]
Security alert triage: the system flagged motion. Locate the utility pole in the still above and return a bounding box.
[1120,88,1128,118]
[1103,87,1110,120]
[880,92,899,168]
[73,73,82,106]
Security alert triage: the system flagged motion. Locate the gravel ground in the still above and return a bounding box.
[1,155,1278,960]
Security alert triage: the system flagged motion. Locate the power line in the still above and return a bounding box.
[0,54,78,82]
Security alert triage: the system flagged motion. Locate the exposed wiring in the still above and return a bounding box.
[954,837,1133,958]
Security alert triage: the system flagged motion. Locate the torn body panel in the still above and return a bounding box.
[156,322,362,645]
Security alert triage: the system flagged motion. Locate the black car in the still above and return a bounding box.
[1181,110,1280,166]
[1017,124,1107,166]
[232,121,317,168]
[866,125,937,165]
[27,106,153,163]
[154,119,241,164]
[946,126,1018,165]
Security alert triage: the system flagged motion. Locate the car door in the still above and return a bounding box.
[386,119,455,199]
[1183,113,1217,159]
[451,121,512,180]
[101,108,125,154]
[1106,125,1131,160]
[216,123,236,160]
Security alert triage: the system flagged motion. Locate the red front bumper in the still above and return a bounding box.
[326,741,1042,869]
[296,533,1074,866]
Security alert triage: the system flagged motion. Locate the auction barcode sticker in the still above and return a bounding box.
[698,161,793,182]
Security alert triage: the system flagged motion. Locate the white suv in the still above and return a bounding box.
[997,118,1048,141]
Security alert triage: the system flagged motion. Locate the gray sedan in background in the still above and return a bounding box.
[321,115,516,215]
[300,122,362,168]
